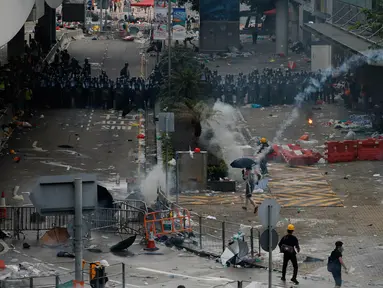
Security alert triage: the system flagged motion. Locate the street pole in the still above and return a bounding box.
[175,151,179,204]
[99,1,103,32]
[74,178,83,282]
[167,0,172,98]
[268,205,272,288]
[165,114,169,195]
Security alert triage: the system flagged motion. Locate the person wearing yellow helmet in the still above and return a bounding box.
[256,137,272,176]
[278,224,300,285]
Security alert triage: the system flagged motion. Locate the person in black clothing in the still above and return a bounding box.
[120,62,130,78]
[278,224,300,285]
[328,241,348,287]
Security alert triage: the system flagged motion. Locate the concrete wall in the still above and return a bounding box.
[178,151,208,192]
[199,21,240,52]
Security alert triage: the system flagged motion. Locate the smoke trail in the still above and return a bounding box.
[272,49,383,143]
[200,100,245,180]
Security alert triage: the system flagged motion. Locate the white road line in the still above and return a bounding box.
[136,267,233,282]
[108,280,140,287]
[58,266,71,271]
[32,141,37,148]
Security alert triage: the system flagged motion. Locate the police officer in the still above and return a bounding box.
[278,224,300,285]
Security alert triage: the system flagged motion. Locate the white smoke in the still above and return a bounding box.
[200,100,245,180]
[140,164,173,205]
[273,49,383,143]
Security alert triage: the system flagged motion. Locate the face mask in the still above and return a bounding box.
[339,247,344,253]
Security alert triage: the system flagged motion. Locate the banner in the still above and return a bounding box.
[172,8,186,40]
[154,0,176,8]
[153,7,168,40]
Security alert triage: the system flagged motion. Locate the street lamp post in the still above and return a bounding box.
[167,0,172,98]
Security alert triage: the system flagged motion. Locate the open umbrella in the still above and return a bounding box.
[40,227,70,246]
[220,239,249,266]
[230,158,257,169]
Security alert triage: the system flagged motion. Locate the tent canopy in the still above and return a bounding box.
[131,0,154,7]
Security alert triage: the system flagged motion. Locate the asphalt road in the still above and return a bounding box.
[0,233,337,288]
[68,38,156,79]
[0,108,144,206]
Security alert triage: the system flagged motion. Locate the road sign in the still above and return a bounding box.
[260,229,279,252]
[158,112,175,132]
[30,174,97,216]
[258,198,281,228]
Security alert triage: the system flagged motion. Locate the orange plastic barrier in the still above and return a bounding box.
[143,208,192,240]
[325,140,358,163]
[357,138,383,161]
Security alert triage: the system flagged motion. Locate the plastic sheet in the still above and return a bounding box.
[0,0,35,47]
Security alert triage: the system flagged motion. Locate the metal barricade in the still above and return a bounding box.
[143,208,192,240]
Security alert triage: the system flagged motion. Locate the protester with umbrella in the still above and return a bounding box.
[230,158,259,214]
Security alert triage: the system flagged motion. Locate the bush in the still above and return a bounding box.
[207,159,228,181]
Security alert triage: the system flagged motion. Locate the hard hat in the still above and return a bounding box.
[99,260,110,267]
[287,224,295,231]
[260,137,267,143]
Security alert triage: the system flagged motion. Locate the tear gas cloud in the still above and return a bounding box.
[273,49,383,143]
[140,164,169,205]
[200,100,245,180]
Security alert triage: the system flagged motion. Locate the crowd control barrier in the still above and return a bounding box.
[325,138,383,163]
[357,138,383,161]
[143,208,192,240]
[269,144,302,160]
[325,140,358,163]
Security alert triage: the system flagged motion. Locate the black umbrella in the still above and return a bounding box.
[230,158,257,169]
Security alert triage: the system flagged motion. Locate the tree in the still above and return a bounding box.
[172,99,218,140]
[349,1,383,40]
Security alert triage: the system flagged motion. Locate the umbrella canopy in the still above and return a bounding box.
[230,158,257,169]
[40,227,70,246]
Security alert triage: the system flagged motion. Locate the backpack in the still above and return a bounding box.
[327,255,338,272]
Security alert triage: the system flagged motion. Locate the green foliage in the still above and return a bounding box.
[357,2,383,39]
[207,159,229,181]
[161,133,174,168]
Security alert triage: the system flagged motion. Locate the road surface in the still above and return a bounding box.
[68,38,156,79]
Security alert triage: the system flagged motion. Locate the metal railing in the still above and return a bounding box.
[0,205,146,240]
[0,263,127,288]
[155,189,262,258]
[327,0,383,46]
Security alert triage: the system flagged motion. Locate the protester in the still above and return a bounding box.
[327,241,348,287]
[278,224,300,285]
[241,167,258,213]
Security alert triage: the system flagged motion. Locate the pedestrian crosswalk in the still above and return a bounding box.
[177,164,343,207]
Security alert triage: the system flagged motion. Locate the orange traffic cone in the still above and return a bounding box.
[0,192,7,219]
[144,226,158,251]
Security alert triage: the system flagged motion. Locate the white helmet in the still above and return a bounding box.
[99,260,110,267]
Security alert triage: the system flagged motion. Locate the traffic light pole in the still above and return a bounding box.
[167,0,172,100]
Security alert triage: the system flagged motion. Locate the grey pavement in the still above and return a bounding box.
[0,108,144,205]
[68,38,156,79]
[235,103,383,285]
[1,232,339,288]
[205,40,310,75]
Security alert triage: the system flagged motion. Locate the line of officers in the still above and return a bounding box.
[31,56,159,111]
[208,68,337,106]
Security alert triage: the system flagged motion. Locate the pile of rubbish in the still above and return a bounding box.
[329,114,372,131]
[196,49,255,62]
[0,262,59,284]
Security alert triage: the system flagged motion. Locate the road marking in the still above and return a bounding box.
[136,267,233,282]
[58,266,71,271]
[108,280,141,287]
